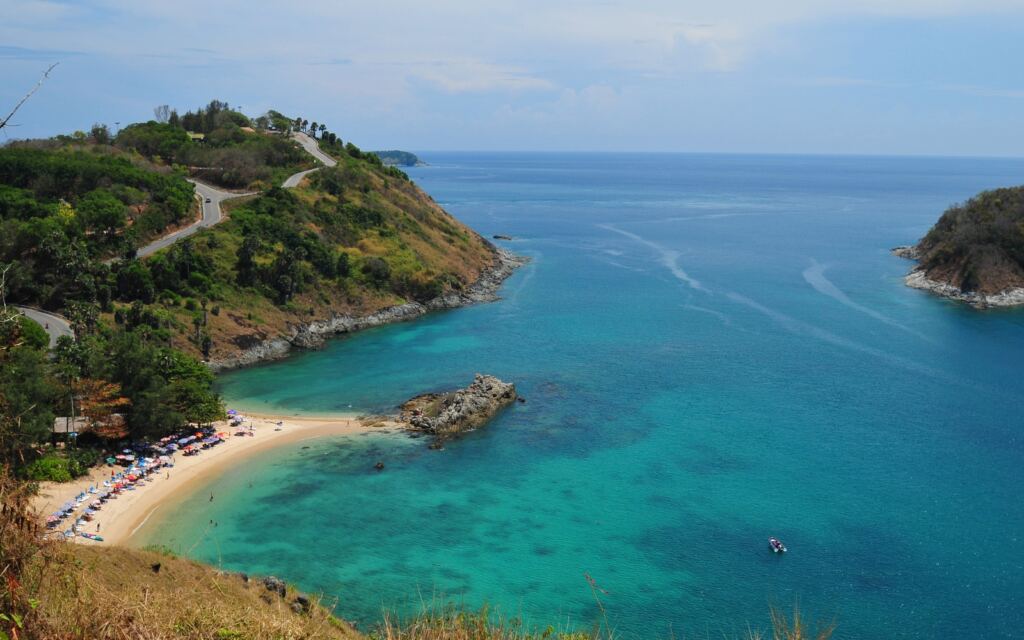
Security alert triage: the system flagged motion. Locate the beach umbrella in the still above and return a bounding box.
[105,457,116,464]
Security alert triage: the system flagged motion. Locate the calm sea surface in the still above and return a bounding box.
[139,153,1024,639]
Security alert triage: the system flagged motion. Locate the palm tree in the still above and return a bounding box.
[301,119,308,132]
[319,124,326,138]
[309,121,318,138]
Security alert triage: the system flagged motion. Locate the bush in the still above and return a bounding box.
[17,316,50,350]
[23,455,72,483]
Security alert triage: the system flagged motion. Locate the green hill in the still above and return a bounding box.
[0,102,506,450]
[898,186,1024,306]
[372,150,424,167]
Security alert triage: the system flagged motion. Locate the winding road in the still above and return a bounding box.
[291,131,337,168]
[135,181,255,258]
[132,131,336,259]
[11,132,337,348]
[12,305,73,348]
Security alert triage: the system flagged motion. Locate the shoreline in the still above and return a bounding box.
[209,246,527,371]
[891,246,1024,308]
[31,414,398,547]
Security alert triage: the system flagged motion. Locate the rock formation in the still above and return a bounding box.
[400,374,517,438]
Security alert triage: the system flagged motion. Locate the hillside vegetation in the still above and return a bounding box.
[913,186,1024,294]
[109,142,495,363]
[0,101,498,467]
[116,100,312,189]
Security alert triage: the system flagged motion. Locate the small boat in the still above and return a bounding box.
[79,532,104,542]
[769,537,787,553]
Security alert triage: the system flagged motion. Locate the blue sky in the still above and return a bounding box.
[2,0,1023,155]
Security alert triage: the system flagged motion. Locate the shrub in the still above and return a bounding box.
[23,455,72,483]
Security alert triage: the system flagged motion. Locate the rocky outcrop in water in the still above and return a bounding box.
[890,245,921,260]
[400,374,517,438]
[208,249,527,371]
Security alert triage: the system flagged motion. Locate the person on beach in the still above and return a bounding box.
[209,493,214,502]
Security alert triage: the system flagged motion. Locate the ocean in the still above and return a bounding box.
[138,152,1024,639]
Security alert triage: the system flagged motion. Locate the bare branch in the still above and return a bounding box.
[0,62,58,131]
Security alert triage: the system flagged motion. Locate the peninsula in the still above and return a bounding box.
[371,150,425,167]
[894,185,1024,307]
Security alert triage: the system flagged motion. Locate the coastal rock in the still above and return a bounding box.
[891,245,921,260]
[894,242,1024,308]
[263,576,287,598]
[401,374,517,438]
[208,248,527,372]
[904,269,1024,308]
[292,594,311,614]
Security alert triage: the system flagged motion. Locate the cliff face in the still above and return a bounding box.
[894,186,1024,307]
[400,374,517,438]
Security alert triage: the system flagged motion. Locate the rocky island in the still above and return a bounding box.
[400,374,517,439]
[894,186,1024,308]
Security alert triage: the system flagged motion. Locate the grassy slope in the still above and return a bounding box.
[33,544,359,639]
[144,153,496,362]
[916,186,1024,293]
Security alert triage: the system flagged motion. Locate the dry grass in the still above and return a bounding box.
[376,605,592,640]
[33,545,360,639]
[764,605,836,640]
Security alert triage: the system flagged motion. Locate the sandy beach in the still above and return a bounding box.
[32,414,396,547]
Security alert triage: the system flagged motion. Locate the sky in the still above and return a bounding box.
[2,0,1024,155]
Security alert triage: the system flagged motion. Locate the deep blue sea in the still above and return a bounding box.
[139,153,1024,639]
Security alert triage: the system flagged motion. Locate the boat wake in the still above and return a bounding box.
[802,260,929,342]
[724,291,963,387]
[599,224,708,293]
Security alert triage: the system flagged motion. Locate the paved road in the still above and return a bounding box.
[134,178,253,258]
[135,180,254,259]
[130,134,337,259]
[282,167,321,188]
[291,131,337,168]
[13,305,73,348]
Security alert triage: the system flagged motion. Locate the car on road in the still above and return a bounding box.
[205,197,212,203]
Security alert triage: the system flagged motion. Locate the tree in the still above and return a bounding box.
[301,119,308,132]
[337,251,351,278]
[319,124,326,137]
[309,121,318,138]
[235,236,260,286]
[89,123,111,144]
[362,256,391,287]
[76,378,131,440]
[0,266,58,467]
[153,104,171,123]
[78,188,126,237]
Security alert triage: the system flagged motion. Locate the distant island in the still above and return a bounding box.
[371,150,425,167]
[894,186,1024,307]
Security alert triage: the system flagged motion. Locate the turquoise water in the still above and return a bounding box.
[142,153,1024,638]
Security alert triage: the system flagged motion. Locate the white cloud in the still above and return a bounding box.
[399,58,555,93]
